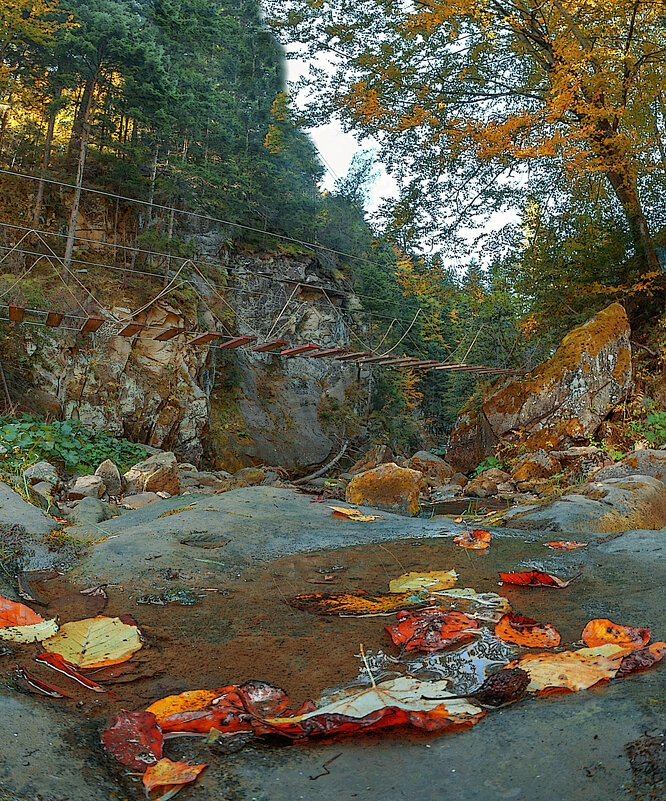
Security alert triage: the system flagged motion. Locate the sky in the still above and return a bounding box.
[286,56,397,213]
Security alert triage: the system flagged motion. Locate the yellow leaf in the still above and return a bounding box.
[42,615,142,668]
[389,569,458,593]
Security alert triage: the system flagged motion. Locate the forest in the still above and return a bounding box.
[1,0,665,443]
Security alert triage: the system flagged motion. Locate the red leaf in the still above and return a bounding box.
[101,710,163,770]
[499,570,580,588]
[385,608,478,653]
[546,541,588,549]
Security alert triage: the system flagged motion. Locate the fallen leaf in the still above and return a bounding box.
[288,590,429,617]
[147,681,310,736]
[581,618,651,650]
[509,644,627,693]
[328,506,379,522]
[386,608,479,653]
[0,595,58,642]
[454,529,491,550]
[262,677,485,738]
[499,570,580,588]
[143,758,207,794]
[101,710,163,770]
[42,616,142,668]
[615,642,666,678]
[495,613,561,648]
[546,541,588,549]
[389,570,458,593]
[453,517,464,523]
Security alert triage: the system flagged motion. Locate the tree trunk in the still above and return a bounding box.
[146,142,159,229]
[32,95,60,228]
[68,71,98,158]
[63,123,89,277]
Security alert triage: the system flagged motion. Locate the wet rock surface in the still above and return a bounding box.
[0,485,663,801]
[497,475,666,532]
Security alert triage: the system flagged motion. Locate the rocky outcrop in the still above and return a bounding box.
[17,250,364,471]
[591,449,666,483]
[446,303,632,472]
[497,475,666,533]
[346,462,425,516]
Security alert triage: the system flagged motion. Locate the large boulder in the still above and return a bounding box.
[406,451,456,486]
[446,303,632,472]
[510,450,562,482]
[497,475,666,533]
[94,459,122,496]
[124,451,181,496]
[349,444,394,475]
[464,475,498,498]
[591,449,666,483]
[345,462,425,516]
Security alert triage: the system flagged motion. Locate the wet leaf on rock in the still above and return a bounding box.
[509,644,627,693]
[142,758,207,794]
[386,608,479,654]
[0,594,58,642]
[101,710,163,770]
[328,506,379,522]
[389,570,458,593]
[499,570,580,588]
[454,530,491,550]
[288,590,429,617]
[42,615,142,668]
[495,613,561,649]
[582,618,651,650]
[546,541,588,549]
[261,676,485,738]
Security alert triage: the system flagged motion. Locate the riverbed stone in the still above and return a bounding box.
[67,495,116,525]
[510,450,562,482]
[234,466,266,485]
[550,445,611,481]
[346,462,425,516]
[349,444,394,475]
[94,458,122,496]
[406,451,456,486]
[497,475,666,532]
[121,491,162,509]
[22,460,59,487]
[124,451,181,496]
[68,475,106,500]
[464,475,498,497]
[591,448,666,483]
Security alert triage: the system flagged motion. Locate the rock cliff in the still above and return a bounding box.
[15,248,365,469]
[445,303,633,472]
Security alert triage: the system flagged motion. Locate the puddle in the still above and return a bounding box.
[0,527,663,800]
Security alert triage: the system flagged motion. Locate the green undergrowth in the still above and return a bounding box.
[0,414,146,475]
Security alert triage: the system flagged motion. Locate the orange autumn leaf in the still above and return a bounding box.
[499,570,579,588]
[288,590,428,617]
[0,595,46,627]
[509,644,628,693]
[546,541,588,549]
[454,529,491,550]
[495,613,561,649]
[581,619,651,650]
[616,642,666,678]
[142,758,206,793]
[386,608,478,653]
[145,690,224,726]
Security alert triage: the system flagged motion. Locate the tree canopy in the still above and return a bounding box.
[273,0,666,276]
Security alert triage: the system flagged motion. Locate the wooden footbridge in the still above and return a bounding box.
[1,302,520,377]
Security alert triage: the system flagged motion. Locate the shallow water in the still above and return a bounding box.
[0,522,664,801]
